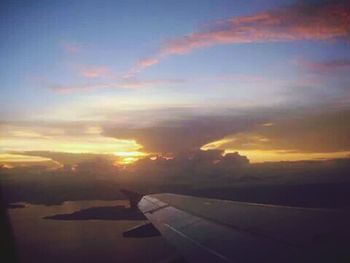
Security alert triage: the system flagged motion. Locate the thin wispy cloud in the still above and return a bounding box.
[49,78,186,93]
[50,84,112,94]
[120,78,186,89]
[79,66,110,78]
[62,42,82,53]
[298,58,350,73]
[126,57,160,78]
[129,1,350,75]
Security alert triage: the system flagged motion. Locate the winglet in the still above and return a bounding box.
[120,189,143,210]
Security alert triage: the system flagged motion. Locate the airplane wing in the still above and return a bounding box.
[137,193,350,263]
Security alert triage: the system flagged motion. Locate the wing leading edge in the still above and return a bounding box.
[138,193,350,263]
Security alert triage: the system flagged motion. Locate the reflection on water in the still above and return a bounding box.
[8,200,177,263]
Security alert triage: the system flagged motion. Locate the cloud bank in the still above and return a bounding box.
[104,107,350,160]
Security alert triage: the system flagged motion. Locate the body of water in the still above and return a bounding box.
[8,200,179,263]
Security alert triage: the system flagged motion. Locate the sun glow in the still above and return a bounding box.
[201,138,350,163]
[0,153,62,168]
[0,124,147,166]
[113,151,148,165]
[0,153,52,163]
[116,157,139,165]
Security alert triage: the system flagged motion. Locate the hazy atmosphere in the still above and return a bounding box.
[1,1,350,263]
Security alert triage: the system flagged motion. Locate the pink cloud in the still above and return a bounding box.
[161,2,350,55]
[130,1,350,74]
[62,42,81,53]
[80,66,109,78]
[136,57,159,68]
[298,58,350,73]
[125,57,160,78]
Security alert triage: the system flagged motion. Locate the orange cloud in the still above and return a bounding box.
[131,1,350,73]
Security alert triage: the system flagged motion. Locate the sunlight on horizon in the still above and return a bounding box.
[113,151,149,165]
[0,132,148,166]
[0,153,52,163]
[201,139,350,163]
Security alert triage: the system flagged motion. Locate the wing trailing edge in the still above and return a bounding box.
[138,193,350,263]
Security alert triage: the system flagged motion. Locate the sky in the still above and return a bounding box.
[1,0,350,165]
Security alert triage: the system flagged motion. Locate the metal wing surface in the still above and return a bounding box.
[138,193,350,263]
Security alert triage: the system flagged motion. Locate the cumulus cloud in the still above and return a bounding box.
[130,0,350,74]
[72,156,118,176]
[131,149,249,177]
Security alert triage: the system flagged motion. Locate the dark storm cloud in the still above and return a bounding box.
[256,110,350,153]
[204,109,350,153]
[104,107,350,154]
[103,114,267,153]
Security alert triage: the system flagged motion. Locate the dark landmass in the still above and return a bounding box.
[44,205,146,221]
